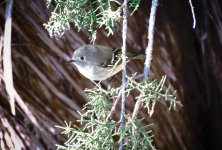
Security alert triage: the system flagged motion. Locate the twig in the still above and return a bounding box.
[119,0,128,149]
[127,115,138,130]
[143,0,158,79]
[106,74,143,121]
[132,0,158,119]
[3,0,15,115]
[106,89,122,121]
[189,0,196,29]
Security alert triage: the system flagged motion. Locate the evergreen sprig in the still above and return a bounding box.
[56,75,181,150]
[44,0,141,40]
[129,0,141,15]
[84,85,111,119]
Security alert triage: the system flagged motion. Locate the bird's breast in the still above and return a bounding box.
[74,64,110,81]
[74,61,123,81]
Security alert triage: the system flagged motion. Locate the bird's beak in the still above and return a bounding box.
[67,59,76,63]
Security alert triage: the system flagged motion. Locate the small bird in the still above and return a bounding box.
[68,45,145,81]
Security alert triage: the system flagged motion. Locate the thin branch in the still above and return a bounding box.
[106,89,122,121]
[132,0,158,119]
[143,0,158,79]
[119,0,128,149]
[3,0,15,115]
[106,74,143,121]
[189,0,196,29]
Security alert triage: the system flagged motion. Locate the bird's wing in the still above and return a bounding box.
[95,45,145,68]
[100,48,122,68]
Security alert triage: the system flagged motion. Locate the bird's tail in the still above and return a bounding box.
[131,53,146,59]
[128,51,146,59]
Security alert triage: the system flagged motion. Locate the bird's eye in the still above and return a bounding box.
[80,56,85,61]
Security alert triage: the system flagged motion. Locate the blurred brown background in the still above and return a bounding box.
[0,0,222,149]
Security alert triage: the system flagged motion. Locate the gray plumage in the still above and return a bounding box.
[70,45,145,81]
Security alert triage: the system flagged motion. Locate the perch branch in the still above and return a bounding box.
[119,0,128,149]
[132,0,158,119]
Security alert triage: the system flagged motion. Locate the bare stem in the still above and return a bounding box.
[119,0,128,149]
[132,0,158,119]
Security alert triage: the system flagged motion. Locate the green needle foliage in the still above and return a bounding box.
[84,86,111,119]
[130,75,181,116]
[129,0,141,15]
[44,0,141,41]
[56,75,181,150]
